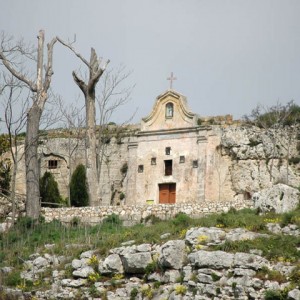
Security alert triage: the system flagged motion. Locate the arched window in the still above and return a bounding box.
[165,102,174,118]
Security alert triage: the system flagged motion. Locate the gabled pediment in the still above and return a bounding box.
[141,90,197,131]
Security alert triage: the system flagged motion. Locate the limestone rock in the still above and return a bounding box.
[33,256,48,269]
[252,183,299,213]
[185,227,226,246]
[71,259,84,270]
[162,269,181,283]
[72,266,94,278]
[159,240,187,269]
[79,250,96,259]
[233,252,268,270]
[121,251,152,273]
[61,278,86,287]
[99,254,124,274]
[188,250,234,269]
[226,228,268,241]
[288,289,300,300]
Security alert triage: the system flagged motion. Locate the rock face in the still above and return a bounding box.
[252,183,300,213]
[221,126,300,200]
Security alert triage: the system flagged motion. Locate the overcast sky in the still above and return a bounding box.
[1,0,300,124]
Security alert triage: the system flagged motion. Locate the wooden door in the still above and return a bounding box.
[159,183,176,204]
[169,183,176,203]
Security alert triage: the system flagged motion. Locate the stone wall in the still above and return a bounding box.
[41,200,253,226]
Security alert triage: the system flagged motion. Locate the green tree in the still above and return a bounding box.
[0,158,11,195]
[70,164,89,207]
[39,171,63,207]
[0,134,11,195]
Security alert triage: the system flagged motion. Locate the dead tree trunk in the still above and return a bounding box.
[70,48,109,206]
[0,30,57,219]
[25,103,43,218]
[57,38,109,206]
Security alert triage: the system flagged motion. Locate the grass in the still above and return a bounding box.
[1,208,300,289]
[213,234,300,262]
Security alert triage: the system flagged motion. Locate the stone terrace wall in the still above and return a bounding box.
[41,200,253,226]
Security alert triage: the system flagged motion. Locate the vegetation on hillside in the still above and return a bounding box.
[1,207,300,293]
[244,101,300,128]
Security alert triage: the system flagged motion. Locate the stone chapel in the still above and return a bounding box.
[125,89,215,205]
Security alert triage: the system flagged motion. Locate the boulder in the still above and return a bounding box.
[185,227,226,246]
[80,250,96,259]
[252,184,299,213]
[233,252,268,270]
[188,250,234,269]
[159,240,187,269]
[99,254,124,274]
[121,252,152,273]
[226,228,269,242]
[61,278,86,287]
[71,259,84,270]
[33,256,48,269]
[72,266,94,278]
[288,289,300,300]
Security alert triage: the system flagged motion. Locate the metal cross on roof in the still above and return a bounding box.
[167,72,177,89]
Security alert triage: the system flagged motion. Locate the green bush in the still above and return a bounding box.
[172,212,192,227]
[143,214,162,225]
[0,158,11,195]
[40,171,63,207]
[3,270,21,286]
[102,213,122,227]
[264,289,288,300]
[70,164,89,207]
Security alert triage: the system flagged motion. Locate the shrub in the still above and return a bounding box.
[264,289,288,300]
[70,216,81,227]
[143,214,162,225]
[102,213,122,227]
[290,266,300,285]
[3,270,21,286]
[130,288,139,300]
[0,158,11,195]
[40,171,63,207]
[70,164,89,207]
[174,285,187,295]
[172,212,192,227]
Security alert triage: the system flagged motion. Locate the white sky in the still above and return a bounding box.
[1,0,300,124]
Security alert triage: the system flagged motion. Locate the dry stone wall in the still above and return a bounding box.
[41,200,253,226]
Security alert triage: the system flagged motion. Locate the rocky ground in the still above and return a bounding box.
[1,223,300,300]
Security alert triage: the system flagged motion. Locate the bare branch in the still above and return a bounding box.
[72,71,87,95]
[43,36,57,92]
[56,36,90,67]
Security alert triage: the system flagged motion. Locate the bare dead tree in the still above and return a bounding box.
[57,37,109,206]
[0,30,57,219]
[0,74,28,224]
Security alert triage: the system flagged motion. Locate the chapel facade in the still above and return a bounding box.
[125,89,213,205]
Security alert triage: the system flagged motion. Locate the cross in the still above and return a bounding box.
[167,72,177,89]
